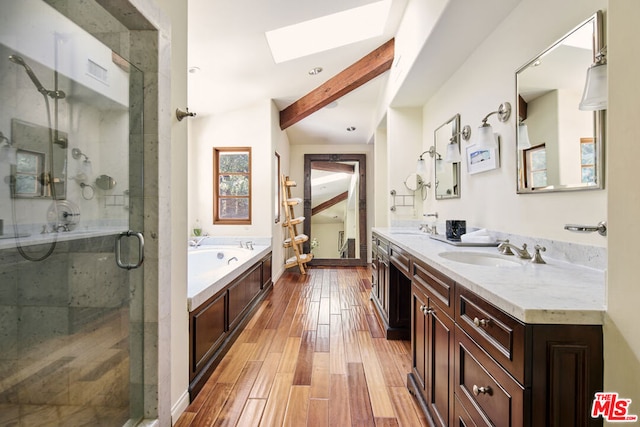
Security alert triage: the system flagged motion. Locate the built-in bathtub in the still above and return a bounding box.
[187,242,271,311]
[186,238,273,398]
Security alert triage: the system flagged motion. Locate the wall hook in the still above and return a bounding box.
[176,108,196,121]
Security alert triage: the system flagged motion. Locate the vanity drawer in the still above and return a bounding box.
[455,326,525,427]
[412,258,454,317]
[456,286,526,384]
[389,243,410,275]
[455,394,487,427]
[377,237,389,257]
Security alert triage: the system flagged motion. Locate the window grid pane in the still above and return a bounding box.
[214,147,251,224]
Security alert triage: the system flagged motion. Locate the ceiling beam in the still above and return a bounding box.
[312,191,348,216]
[311,162,355,174]
[280,38,395,130]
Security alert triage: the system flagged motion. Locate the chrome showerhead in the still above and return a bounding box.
[8,54,65,99]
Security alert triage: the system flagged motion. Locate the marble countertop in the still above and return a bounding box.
[373,227,605,325]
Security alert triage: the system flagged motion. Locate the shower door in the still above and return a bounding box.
[0,1,145,425]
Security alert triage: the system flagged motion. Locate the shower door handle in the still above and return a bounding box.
[115,231,145,270]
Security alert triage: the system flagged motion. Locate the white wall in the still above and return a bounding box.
[374,125,389,227]
[271,100,291,282]
[386,107,424,221]
[153,0,189,422]
[189,101,274,237]
[606,0,640,416]
[419,0,607,247]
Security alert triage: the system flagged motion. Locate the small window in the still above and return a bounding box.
[524,144,547,188]
[213,147,251,224]
[13,149,45,197]
[580,138,595,184]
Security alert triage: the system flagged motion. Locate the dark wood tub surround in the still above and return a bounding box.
[189,252,273,399]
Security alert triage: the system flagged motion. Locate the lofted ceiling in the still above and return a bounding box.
[187,0,407,146]
[187,0,523,146]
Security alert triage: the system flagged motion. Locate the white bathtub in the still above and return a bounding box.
[187,244,270,311]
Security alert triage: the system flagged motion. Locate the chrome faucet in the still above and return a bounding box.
[189,236,209,248]
[497,240,531,259]
[239,241,255,250]
[419,224,438,235]
[531,245,547,264]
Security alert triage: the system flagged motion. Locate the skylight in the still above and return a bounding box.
[265,0,391,64]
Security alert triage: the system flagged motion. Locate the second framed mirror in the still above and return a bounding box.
[434,114,466,199]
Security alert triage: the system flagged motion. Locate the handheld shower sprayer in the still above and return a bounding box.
[8,54,66,99]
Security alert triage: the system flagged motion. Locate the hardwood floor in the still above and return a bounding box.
[176,267,428,427]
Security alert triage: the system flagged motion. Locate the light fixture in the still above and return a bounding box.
[308,67,323,75]
[475,102,511,149]
[71,148,92,182]
[579,46,607,111]
[417,146,440,179]
[0,131,17,164]
[444,125,471,163]
[517,121,532,149]
[346,126,356,132]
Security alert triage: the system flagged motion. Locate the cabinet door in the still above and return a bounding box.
[411,284,428,393]
[379,255,389,319]
[427,299,455,427]
[191,292,226,376]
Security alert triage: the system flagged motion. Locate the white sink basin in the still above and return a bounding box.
[438,251,523,267]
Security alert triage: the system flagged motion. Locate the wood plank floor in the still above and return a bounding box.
[176,267,428,427]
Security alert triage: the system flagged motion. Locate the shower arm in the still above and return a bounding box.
[8,54,65,99]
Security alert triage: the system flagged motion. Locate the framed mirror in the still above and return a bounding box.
[303,154,366,267]
[11,119,67,199]
[434,114,462,199]
[516,11,605,193]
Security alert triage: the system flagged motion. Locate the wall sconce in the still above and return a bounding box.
[0,131,16,164]
[579,46,607,111]
[416,146,440,178]
[444,125,471,163]
[475,102,511,149]
[71,148,93,182]
[517,121,532,149]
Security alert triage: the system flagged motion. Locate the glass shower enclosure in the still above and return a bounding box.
[0,1,145,425]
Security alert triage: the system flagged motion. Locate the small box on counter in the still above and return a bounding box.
[446,220,466,241]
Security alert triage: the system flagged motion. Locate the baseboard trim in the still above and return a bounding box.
[171,390,190,425]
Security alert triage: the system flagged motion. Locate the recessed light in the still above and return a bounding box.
[347,126,356,132]
[188,66,200,74]
[308,67,323,75]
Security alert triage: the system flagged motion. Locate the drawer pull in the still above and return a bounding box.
[419,305,434,315]
[472,385,492,396]
[473,317,490,328]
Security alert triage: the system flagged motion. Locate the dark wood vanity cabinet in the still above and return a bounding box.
[406,254,603,426]
[371,233,410,339]
[410,258,456,427]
